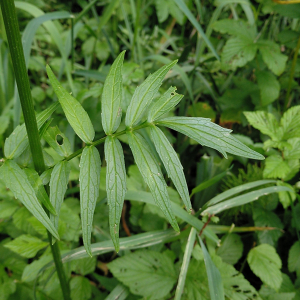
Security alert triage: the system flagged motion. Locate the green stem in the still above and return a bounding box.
[0,1,70,299]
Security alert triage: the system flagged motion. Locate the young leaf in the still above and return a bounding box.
[46,65,95,143]
[102,51,125,134]
[0,160,59,239]
[49,160,70,242]
[150,126,191,212]
[157,117,264,160]
[127,131,179,231]
[125,60,177,127]
[147,86,183,122]
[105,137,126,252]
[79,146,101,257]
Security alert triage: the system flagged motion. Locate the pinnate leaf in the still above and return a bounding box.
[80,146,101,256]
[0,160,59,239]
[46,65,95,143]
[105,137,127,252]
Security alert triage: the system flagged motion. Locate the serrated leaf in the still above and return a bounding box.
[258,40,288,76]
[125,60,177,127]
[263,155,291,179]
[49,161,70,242]
[79,146,101,256]
[43,126,72,157]
[105,137,126,252]
[280,105,300,140]
[247,244,282,290]
[288,241,300,277]
[102,51,125,134]
[157,117,264,160]
[148,86,183,122]
[150,126,191,212]
[127,131,179,231]
[108,250,177,299]
[46,65,95,143]
[24,168,56,215]
[0,160,59,239]
[284,138,300,160]
[4,234,48,258]
[4,102,59,159]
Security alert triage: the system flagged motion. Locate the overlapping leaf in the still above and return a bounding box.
[157,117,264,160]
[105,137,126,252]
[127,131,179,231]
[79,146,101,256]
[46,65,95,144]
[125,60,177,127]
[102,51,125,134]
[150,126,191,212]
[0,160,59,239]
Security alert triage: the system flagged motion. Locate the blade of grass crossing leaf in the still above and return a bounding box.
[0,160,59,239]
[104,284,129,300]
[173,0,220,60]
[50,161,71,243]
[102,51,125,134]
[150,126,191,212]
[127,132,179,231]
[105,137,127,252]
[198,235,225,300]
[79,146,101,257]
[174,227,197,300]
[46,65,94,144]
[125,60,177,127]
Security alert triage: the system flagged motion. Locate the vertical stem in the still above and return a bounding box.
[0,1,71,299]
[132,0,141,63]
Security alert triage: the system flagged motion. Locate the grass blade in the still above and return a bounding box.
[104,284,129,300]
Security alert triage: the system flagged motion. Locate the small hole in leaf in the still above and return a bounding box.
[56,134,64,146]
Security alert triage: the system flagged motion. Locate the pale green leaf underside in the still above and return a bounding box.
[158,117,264,160]
[150,126,191,212]
[80,146,101,257]
[102,51,125,134]
[46,65,95,143]
[127,131,179,231]
[0,160,59,239]
[50,160,70,242]
[148,86,183,122]
[125,60,177,127]
[105,137,127,252]
[4,102,59,159]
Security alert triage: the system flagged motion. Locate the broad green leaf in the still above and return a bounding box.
[125,60,177,127]
[105,284,129,300]
[127,132,179,231]
[105,137,126,252]
[46,65,95,143]
[150,126,191,212]
[148,86,183,122]
[244,111,280,140]
[102,51,125,134]
[288,241,300,277]
[80,146,101,256]
[157,117,264,160]
[263,155,291,179]
[43,126,72,157]
[174,227,197,300]
[280,106,300,140]
[198,236,225,300]
[70,276,92,300]
[0,200,19,219]
[277,181,296,209]
[24,168,56,215]
[284,138,300,160]
[49,161,70,242]
[108,250,177,299]
[71,257,96,276]
[258,40,288,76]
[247,244,282,290]
[202,186,292,215]
[256,71,280,107]
[216,233,243,265]
[4,102,59,159]
[155,0,169,22]
[0,160,59,239]
[0,115,9,135]
[4,234,48,258]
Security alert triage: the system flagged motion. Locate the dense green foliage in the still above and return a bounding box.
[0,0,300,299]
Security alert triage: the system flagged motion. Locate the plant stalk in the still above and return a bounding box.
[0,1,70,299]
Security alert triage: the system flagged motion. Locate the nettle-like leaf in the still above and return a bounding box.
[46,65,95,144]
[105,137,127,252]
[0,160,59,240]
[79,146,101,257]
